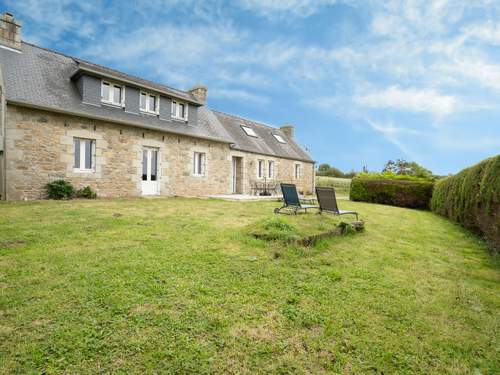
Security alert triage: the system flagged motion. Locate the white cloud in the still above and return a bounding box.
[210,88,269,105]
[6,0,100,41]
[462,21,500,45]
[436,57,500,93]
[356,86,458,117]
[237,0,340,19]
[367,120,421,158]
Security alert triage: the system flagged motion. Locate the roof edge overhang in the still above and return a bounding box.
[229,145,315,163]
[7,100,233,144]
[71,65,203,106]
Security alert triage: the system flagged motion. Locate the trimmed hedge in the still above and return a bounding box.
[431,155,499,251]
[350,177,434,209]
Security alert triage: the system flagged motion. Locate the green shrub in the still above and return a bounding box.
[350,177,434,209]
[45,180,74,200]
[75,186,97,199]
[431,155,499,251]
[356,172,434,182]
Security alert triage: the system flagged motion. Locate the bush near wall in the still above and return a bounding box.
[350,174,434,209]
[431,155,500,251]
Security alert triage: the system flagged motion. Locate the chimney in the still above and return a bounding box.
[0,12,22,51]
[280,124,294,138]
[188,85,208,104]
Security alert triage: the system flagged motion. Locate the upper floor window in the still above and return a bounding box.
[193,152,206,176]
[258,159,265,178]
[74,137,95,172]
[172,100,188,121]
[294,164,301,179]
[140,92,159,114]
[241,125,258,137]
[101,81,124,106]
[268,161,274,179]
[273,134,287,144]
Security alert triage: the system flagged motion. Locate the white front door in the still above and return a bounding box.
[141,147,159,195]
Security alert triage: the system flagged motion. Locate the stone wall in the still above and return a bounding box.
[229,150,314,195]
[4,105,314,200]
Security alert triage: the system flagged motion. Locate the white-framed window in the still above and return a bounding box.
[257,159,265,178]
[273,134,287,144]
[73,137,95,172]
[241,125,258,137]
[268,161,274,179]
[140,91,159,114]
[294,164,301,179]
[193,152,206,176]
[172,100,188,121]
[101,81,124,106]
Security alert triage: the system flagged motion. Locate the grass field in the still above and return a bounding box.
[0,198,499,374]
[315,176,352,197]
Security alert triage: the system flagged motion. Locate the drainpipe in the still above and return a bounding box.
[0,65,5,200]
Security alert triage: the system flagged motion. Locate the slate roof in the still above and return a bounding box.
[213,111,313,162]
[0,42,313,162]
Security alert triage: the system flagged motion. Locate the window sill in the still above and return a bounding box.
[73,168,95,174]
[140,110,160,116]
[172,117,188,123]
[101,101,124,108]
[192,174,206,178]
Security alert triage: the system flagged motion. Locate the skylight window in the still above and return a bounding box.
[273,134,287,144]
[241,125,258,137]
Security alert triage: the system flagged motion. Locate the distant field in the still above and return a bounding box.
[315,176,352,197]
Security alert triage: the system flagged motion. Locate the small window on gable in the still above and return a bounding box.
[273,134,286,144]
[241,125,258,137]
[140,91,159,114]
[193,152,206,176]
[294,164,301,179]
[268,161,274,179]
[172,100,188,121]
[73,137,95,172]
[101,81,124,106]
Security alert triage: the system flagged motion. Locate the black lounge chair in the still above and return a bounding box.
[274,183,318,214]
[315,187,358,220]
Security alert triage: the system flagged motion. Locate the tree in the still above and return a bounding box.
[382,159,433,178]
[316,163,345,178]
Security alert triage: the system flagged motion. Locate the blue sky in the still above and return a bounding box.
[3,0,500,174]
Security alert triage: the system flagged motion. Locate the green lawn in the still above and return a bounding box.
[316,176,352,197]
[0,198,498,374]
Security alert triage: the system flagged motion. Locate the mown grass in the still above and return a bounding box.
[316,176,352,197]
[0,197,498,374]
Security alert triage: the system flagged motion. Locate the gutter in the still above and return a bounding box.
[7,100,234,145]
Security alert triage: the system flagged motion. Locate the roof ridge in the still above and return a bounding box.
[211,109,283,132]
[22,41,78,61]
[22,41,194,99]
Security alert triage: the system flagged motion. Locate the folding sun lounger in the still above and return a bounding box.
[315,187,359,220]
[274,183,318,214]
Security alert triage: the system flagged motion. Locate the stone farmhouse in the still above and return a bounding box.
[0,13,314,200]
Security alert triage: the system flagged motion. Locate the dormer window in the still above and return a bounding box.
[101,81,124,106]
[241,125,258,137]
[172,100,188,121]
[273,134,286,144]
[140,91,159,114]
